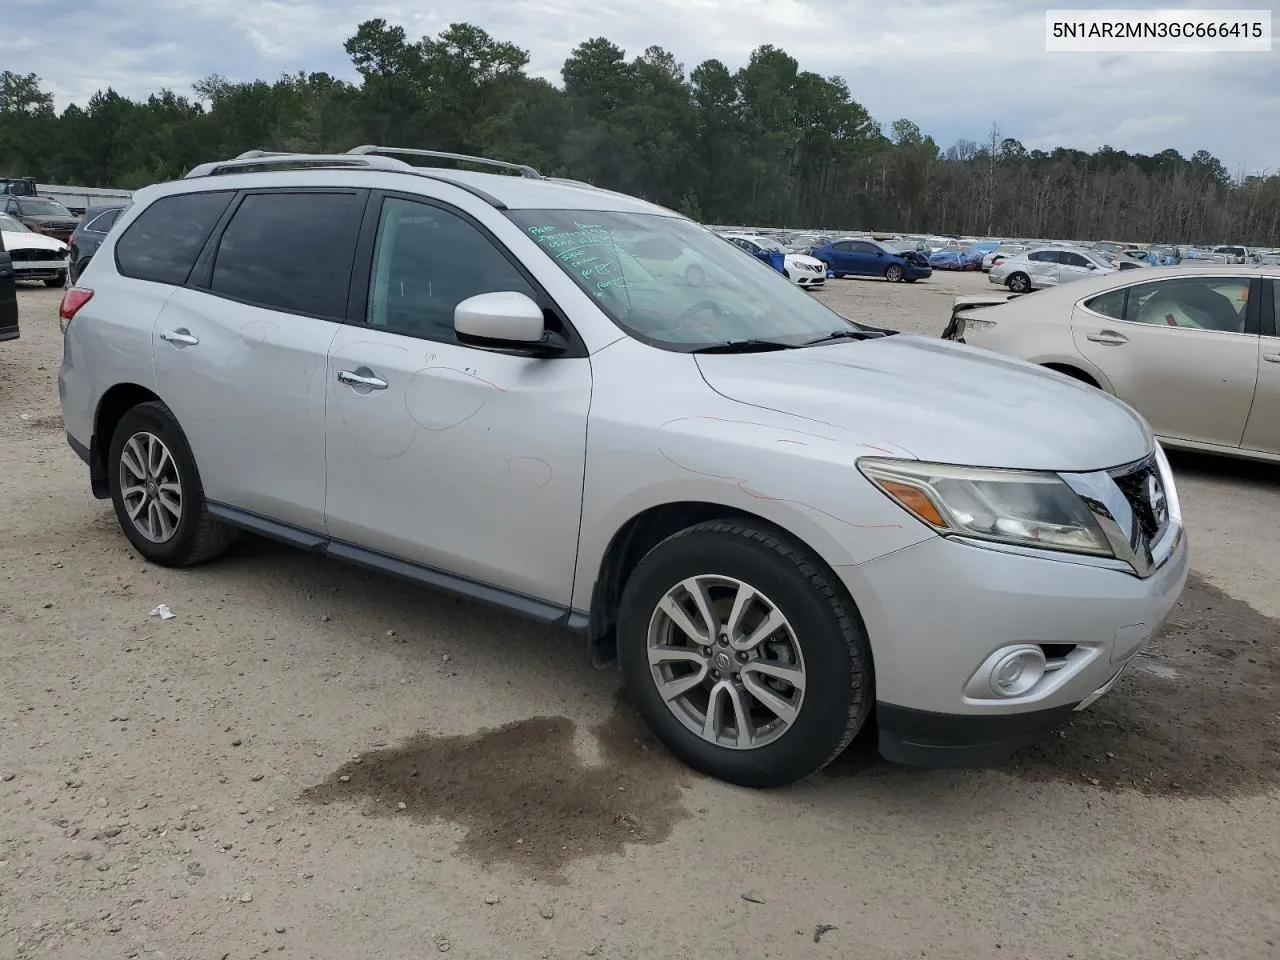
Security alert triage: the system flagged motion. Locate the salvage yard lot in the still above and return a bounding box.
[2,277,1278,960]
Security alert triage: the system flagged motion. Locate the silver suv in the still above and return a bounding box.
[58,147,1189,787]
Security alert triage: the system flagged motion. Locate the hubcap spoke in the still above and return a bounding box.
[741,673,800,727]
[681,577,720,641]
[649,644,708,668]
[730,608,787,652]
[658,595,709,645]
[658,668,708,702]
[742,659,806,692]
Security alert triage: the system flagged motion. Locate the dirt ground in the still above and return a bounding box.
[2,274,1278,960]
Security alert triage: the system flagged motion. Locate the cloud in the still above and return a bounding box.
[7,0,1277,173]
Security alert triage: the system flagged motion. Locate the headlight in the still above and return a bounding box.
[857,458,1113,557]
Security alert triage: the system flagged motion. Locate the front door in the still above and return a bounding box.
[1240,278,1280,456]
[1072,274,1260,448]
[323,194,592,606]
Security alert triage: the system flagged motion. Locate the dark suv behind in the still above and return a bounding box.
[0,229,17,342]
[69,205,128,283]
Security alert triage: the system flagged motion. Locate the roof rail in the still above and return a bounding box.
[347,145,543,179]
[183,153,409,179]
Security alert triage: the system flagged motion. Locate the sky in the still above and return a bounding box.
[8,0,1279,174]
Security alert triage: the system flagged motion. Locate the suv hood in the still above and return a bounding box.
[695,334,1153,472]
[1,229,66,252]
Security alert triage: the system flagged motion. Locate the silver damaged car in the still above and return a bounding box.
[58,147,1189,787]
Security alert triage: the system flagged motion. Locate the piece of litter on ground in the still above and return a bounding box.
[813,923,838,943]
[150,604,175,621]
[741,890,766,904]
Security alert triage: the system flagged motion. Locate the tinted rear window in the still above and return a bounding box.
[210,191,364,319]
[116,192,234,285]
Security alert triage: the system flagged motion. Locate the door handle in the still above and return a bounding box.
[1264,354,1280,364]
[160,328,199,346]
[1087,331,1129,345]
[337,369,388,390]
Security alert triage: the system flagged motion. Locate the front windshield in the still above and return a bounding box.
[0,213,31,232]
[510,210,864,350]
[17,198,73,218]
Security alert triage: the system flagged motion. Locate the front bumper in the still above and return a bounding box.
[845,523,1189,767]
[905,265,933,279]
[14,260,67,280]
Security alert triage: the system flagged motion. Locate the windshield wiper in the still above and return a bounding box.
[801,328,879,346]
[687,339,796,354]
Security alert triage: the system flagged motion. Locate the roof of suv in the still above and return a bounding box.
[172,146,678,218]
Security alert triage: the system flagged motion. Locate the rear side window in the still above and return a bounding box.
[210,191,364,319]
[116,192,233,285]
[1084,287,1127,320]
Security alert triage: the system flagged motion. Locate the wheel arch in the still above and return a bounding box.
[583,499,862,668]
[1031,356,1115,392]
[89,382,164,498]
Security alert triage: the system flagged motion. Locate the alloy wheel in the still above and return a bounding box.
[647,575,806,750]
[118,431,183,543]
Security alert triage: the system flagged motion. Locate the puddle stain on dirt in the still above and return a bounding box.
[828,574,1280,798]
[302,695,691,881]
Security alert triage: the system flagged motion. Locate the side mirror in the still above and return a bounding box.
[455,291,560,355]
[1086,263,1097,270]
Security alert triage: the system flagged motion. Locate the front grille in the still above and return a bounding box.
[1110,456,1166,541]
[10,248,66,262]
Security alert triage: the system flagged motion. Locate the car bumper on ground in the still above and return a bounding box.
[845,524,1189,767]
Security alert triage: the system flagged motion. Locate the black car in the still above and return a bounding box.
[69,205,128,283]
[2,194,81,244]
[0,228,18,342]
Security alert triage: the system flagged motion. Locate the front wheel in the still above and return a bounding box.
[108,401,233,567]
[884,264,904,283]
[1006,272,1031,293]
[617,520,872,787]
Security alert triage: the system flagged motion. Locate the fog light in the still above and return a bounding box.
[988,645,1046,698]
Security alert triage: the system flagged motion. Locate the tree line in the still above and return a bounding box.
[1,20,1276,246]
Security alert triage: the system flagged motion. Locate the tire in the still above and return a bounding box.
[684,264,705,286]
[884,264,904,283]
[1006,272,1031,293]
[44,271,67,288]
[617,520,872,788]
[107,400,233,567]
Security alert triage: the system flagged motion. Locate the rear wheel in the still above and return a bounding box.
[1007,272,1031,293]
[107,401,233,567]
[617,520,872,787]
[885,264,904,283]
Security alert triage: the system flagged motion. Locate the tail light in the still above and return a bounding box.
[59,287,93,334]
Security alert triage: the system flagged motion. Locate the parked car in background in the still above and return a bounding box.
[69,204,129,284]
[58,145,1188,787]
[982,243,1027,271]
[1211,245,1249,264]
[2,194,81,243]
[990,246,1117,292]
[786,233,832,254]
[0,212,71,287]
[929,246,984,271]
[723,233,827,288]
[1091,240,1130,255]
[812,237,932,282]
[944,266,1278,463]
[0,227,17,342]
[885,238,931,255]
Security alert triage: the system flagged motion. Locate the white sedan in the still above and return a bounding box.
[722,233,828,288]
[0,212,70,287]
[988,246,1117,293]
[942,265,1279,463]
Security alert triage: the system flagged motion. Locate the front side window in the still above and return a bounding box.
[509,209,868,350]
[365,197,537,343]
[1124,277,1251,332]
[116,191,234,286]
[210,191,364,319]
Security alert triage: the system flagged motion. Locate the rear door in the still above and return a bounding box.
[153,189,366,531]
[1026,251,1060,286]
[0,228,17,341]
[1240,278,1280,456]
[1071,274,1260,448]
